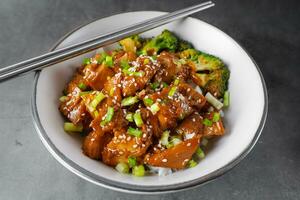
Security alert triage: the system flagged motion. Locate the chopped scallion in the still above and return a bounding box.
[133,111,144,127]
[126,113,134,122]
[162,82,168,88]
[109,88,115,96]
[150,103,160,115]
[223,91,230,107]
[203,118,213,126]
[96,52,108,64]
[115,162,129,174]
[150,82,160,90]
[59,96,68,102]
[168,86,177,97]
[79,91,92,96]
[105,56,113,67]
[174,78,180,86]
[127,127,142,137]
[93,110,99,118]
[196,147,205,159]
[121,96,139,107]
[143,98,154,106]
[132,165,145,177]
[100,106,114,126]
[89,92,106,111]
[128,157,137,168]
[134,71,145,77]
[82,58,90,65]
[120,59,130,69]
[160,131,170,146]
[170,136,182,146]
[78,83,87,90]
[188,159,198,168]
[143,58,150,65]
[205,92,223,110]
[64,122,83,133]
[212,112,220,122]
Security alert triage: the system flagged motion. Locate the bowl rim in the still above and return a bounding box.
[31,11,268,194]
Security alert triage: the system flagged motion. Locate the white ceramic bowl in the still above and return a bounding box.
[31,11,268,194]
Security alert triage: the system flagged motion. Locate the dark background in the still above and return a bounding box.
[0,0,299,199]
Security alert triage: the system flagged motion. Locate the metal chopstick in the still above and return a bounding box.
[0,1,214,81]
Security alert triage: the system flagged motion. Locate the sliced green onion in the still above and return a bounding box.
[196,147,205,159]
[212,112,220,122]
[143,58,150,65]
[205,92,223,110]
[109,88,115,96]
[170,136,182,146]
[168,86,177,97]
[133,71,145,77]
[59,96,68,102]
[151,55,157,60]
[128,157,137,168]
[201,138,209,147]
[137,50,147,56]
[203,118,213,126]
[160,131,170,146]
[121,96,139,107]
[162,82,168,88]
[127,127,142,137]
[94,110,99,118]
[143,98,154,106]
[64,122,83,133]
[133,111,144,127]
[105,56,113,67]
[150,82,160,90]
[188,159,198,168]
[166,136,182,148]
[223,91,230,107]
[82,58,90,65]
[132,165,145,177]
[89,92,106,111]
[174,78,180,86]
[126,113,134,122]
[150,103,160,115]
[96,52,108,64]
[120,59,130,69]
[100,106,114,126]
[115,162,129,174]
[79,91,92,96]
[78,83,87,90]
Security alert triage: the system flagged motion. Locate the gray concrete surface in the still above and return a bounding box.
[0,0,299,199]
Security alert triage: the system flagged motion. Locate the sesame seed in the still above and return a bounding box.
[133,144,138,148]
[187,143,191,147]
[162,159,167,162]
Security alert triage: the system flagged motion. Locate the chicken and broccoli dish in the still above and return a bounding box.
[59,30,230,176]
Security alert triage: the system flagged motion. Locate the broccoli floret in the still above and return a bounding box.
[180,49,224,70]
[196,67,229,98]
[119,35,142,53]
[142,30,178,54]
[197,52,224,71]
[177,40,193,51]
[179,49,199,61]
[180,48,229,97]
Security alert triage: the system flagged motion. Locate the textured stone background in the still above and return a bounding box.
[0,0,299,199]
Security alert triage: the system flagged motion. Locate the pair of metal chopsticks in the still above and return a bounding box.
[0,1,214,81]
